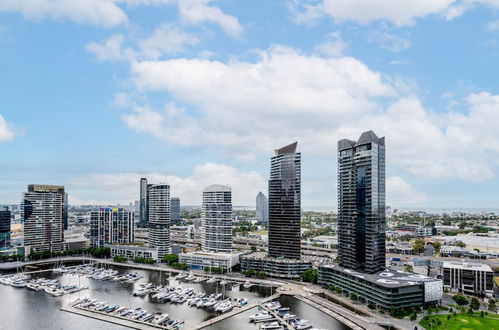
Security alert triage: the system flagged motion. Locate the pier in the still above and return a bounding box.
[191,293,281,330]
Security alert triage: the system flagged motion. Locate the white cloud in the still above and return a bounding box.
[121,45,499,183]
[314,31,347,57]
[486,20,499,31]
[70,163,266,205]
[0,114,15,142]
[0,0,129,27]
[178,0,243,37]
[86,25,198,62]
[138,23,199,59]
[387,176,427,206]
[289,0,499,26]
[368,25,412,52]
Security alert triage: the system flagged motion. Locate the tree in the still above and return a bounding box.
[459,221,467,229]
[432,241,441,254]
[163,254,179,265]
[301,269,318,284]
[453,294,469,306]
[413,238,425,253]
[368,302,376,310]
[250,246,257,252]
[470,297,480,310]
[488,299,497,312]
[404,264,414,273]
[455,240,466,248]
[350,293,358,302]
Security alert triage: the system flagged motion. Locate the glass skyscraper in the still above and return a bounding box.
[139,178,148,228]
[148,184,171,260]
[268,142,301,260]
[337,131,386,274]
[256,191,268,223]
[0,207,11,250]
[170,197,181,224]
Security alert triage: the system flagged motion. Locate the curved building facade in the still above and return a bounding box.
[201,184,232,253]
[148,184,171,259]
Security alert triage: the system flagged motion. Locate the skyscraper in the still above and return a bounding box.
[256,191,268,223]
[63,192,69,230]
[90,208,135,247]
[22,184,65,253]
[171,197,181,224]
[268,142,301,260]
[337,130,386,274]
[139,178,148,227]
[202,184,232,253]
[148,184,171,259]
[0,206,11,250]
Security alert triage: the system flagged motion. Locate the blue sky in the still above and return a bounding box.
[1,0,499,209]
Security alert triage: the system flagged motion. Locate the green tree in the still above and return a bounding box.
[459,221,467,229]
[250,246,257,252]
[453,294,469,306]
[488,299,497,312]
[350,293,358,302]
[470,297,480,310]
[301,269,318,284]
[432,241,441,254]
[413,238,425,253]
[163,254,179,265]
[455,240,466,248]
[404,264,414,273]
[113,256,127,262]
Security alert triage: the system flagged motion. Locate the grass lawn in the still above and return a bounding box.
[420,313,499,330]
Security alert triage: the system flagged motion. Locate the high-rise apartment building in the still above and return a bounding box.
[256,191,268,223]
[0,206,11,249]
[268,142,301,260]
[337,130,386,274]
[202,185,232,253]
[171,197,181,224]
[22,184,65,253]
[139,178,148,227]
[90,208,134,247]
[148,184,171,260]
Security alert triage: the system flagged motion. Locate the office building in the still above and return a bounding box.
[90,208,134,247]
[202,184,232,253]
[337,131,386,274]
[107,244,158,262]
[256,192,268,223]
[179,251,241,272]
[148,184,171,259]
[241,142,311,279]
[268,142,301,259]
[63,192,69,230]
[171,197,181,224]
[22,184,65,254]
[318,265,442,309]
[0,206,11,249]
[139,177,148,227]
[443,261,493,297]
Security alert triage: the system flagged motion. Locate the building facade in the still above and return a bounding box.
[268,142,301,260]
[256,191,268,223]
[202,184,232,253]
[0,207,11,250]
[337,131,386,274]
[139,177,148,228]
[179,251,240,272]
[90,208,134,247]
[22,184,65,254]
[148,184,171,260]
[240,252,311,279]
[171,197,181,224]
[107,244,158,261]
[443,261,494,297]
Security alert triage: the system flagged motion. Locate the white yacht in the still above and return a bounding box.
[249,311,274,322]
[260,322,284,330]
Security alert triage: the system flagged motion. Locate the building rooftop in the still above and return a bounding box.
[203,184,231,193]
[443,261,493,272]
[320,264,440,288]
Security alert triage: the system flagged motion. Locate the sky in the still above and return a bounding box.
[1,0,499,209]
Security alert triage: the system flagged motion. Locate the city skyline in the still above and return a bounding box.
[2,1,499,208]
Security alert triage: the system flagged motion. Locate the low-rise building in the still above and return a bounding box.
[318,264,442,309]
[443,261,494,297]
[240,252,312,279]
[179,251,241,272]
[107,244,158,261]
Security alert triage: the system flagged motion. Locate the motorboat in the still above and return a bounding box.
[10,280,26,288]
[249,311,273,322]
[206,277,218,284]
[185,274,196,282]
[219,280,228,285]
[154,313,170,325]
[260,322,284,330]
[293,320,313,330]
[141,313,155,322]
[243,281,254,289]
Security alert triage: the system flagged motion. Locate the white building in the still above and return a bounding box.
[148,184,171,260]
[179,251,241,272]
[202,184,232,253]
[107,244,158,261]
[90,208,134,247]
[443,261,494,297]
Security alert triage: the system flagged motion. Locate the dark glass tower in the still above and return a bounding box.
[139,178,148,227]
[268,142,301,260]
[171,197,181,224]
[0,207,11,249]
[337,131,386,274]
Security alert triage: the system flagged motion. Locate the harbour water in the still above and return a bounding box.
[0,266,350,329]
